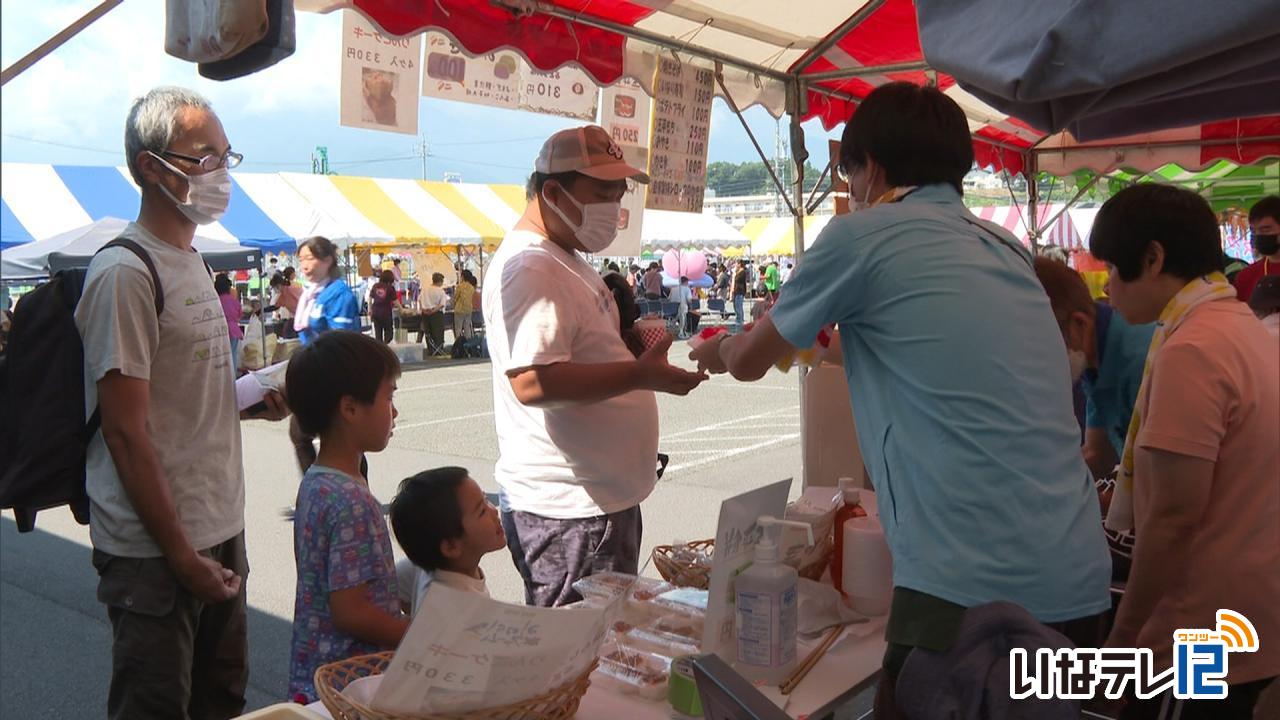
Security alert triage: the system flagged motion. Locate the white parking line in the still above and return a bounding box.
[395,410,494,430]
[664,433,801,474]
[662,406,799,439]
[398,377,490,393]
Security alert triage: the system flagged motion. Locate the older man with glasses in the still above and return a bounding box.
[75,86,287,720]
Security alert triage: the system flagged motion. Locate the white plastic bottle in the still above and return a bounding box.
[734,516,813,685]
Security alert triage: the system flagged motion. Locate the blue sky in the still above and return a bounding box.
[0,2,841,186]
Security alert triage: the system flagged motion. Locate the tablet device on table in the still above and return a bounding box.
[692,654,791,720]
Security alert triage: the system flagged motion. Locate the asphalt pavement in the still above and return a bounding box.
[0,344,876,718]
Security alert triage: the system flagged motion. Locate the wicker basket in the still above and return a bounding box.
[651,539,715,589]
[653,539,832,588]
[314,652,597,720]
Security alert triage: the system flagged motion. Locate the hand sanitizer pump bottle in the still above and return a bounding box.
[734,516,814,685]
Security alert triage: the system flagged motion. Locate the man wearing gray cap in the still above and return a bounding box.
[483,125,706,606]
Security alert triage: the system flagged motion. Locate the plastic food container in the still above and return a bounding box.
[623,616,702,658]
[648,587,708,620]
[594,641,673,700]
[573,572,640,599]
[573,572,674,621]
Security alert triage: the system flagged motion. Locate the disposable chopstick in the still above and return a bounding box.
[780,624,843,695]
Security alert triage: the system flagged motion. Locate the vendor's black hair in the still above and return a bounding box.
[390,467,471,572]
[1249,195,1280,225]
[839,81,973,195]
[214,273,232,295]
[1089,184,1221,283]
[285,331,400,437]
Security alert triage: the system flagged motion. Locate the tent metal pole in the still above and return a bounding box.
[792,0,888,73]
[788,79,811,490]
[799,61,932,83]
[714,66,798,217]
[522,1,790,82]
[1032,134,1280,157]
[1038,172,1105,241]
[1,0,122,86]
[1027,155,1040,255]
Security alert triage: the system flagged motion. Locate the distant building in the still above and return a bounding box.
[703,193,835,229]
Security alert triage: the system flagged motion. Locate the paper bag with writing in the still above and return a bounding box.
[372,584,611,713]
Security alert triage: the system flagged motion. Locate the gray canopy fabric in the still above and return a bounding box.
[2,217,261,280]
[917,0,1280,140]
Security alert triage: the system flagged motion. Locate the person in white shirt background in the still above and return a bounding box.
[483,125,707,607]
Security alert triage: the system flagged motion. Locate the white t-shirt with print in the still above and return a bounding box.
[76,223,244,558]
[483,229,660,519]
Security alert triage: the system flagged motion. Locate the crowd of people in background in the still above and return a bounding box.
[1,81,1273,720]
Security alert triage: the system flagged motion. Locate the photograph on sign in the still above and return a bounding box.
[340,11,421,135]
[361,68,400,126]
[646,56,713,213]
[421,32,596,121]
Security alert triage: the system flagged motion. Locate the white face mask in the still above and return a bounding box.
[1067,348,1089,382]
[543,184,620,253]
[150,152,231,225]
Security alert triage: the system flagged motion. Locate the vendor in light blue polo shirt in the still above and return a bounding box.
[689,82,1111,715]
[1034,257,1156,477]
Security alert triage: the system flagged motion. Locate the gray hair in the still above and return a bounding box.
[124,86,213,185]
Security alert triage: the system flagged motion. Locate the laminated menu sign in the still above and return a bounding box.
[339,10,422,135]
[646,56,714,213]
[702,479,793,658]
[371,584,611,714]
[421,32,597,121]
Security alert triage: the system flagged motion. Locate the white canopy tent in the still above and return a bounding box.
[640,210,748,251]
[1,217,260,280]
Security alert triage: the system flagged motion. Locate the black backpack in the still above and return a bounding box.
[0,238,162,532]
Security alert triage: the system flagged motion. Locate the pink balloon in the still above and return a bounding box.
[661,249,708,281]
[682,249,707,282]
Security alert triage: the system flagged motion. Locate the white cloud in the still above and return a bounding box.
[0,3,340,147]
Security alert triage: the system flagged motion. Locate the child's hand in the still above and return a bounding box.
[174,553,241,603]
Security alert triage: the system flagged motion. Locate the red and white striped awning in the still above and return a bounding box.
[298,0,1280,177]
[970,204,1082,250]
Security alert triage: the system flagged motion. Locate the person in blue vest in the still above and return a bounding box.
[293,235,359,345]
[1034,257,1155,477]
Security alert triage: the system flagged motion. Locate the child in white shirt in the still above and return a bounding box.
[390,467,507,615]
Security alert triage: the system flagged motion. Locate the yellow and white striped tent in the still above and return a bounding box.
[740,215,834,256]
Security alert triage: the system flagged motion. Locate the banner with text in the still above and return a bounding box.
[421,32,597,121]
[340,11,422,135]
[646,57,713,213]
[598,77,652,256]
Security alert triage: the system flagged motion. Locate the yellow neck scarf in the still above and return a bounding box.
[1105,272,1237,531]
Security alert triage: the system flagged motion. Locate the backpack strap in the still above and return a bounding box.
[84,237,167,442]
[98,237,165,315]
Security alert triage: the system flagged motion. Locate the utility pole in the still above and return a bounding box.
[414,136,429,180]
[773,119,790,216]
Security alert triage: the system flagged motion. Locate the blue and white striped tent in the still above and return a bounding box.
[0,163,296,252]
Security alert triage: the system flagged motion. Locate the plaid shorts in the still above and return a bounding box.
[501,505,643,607]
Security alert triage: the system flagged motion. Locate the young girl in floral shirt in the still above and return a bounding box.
[284,331,409,702]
